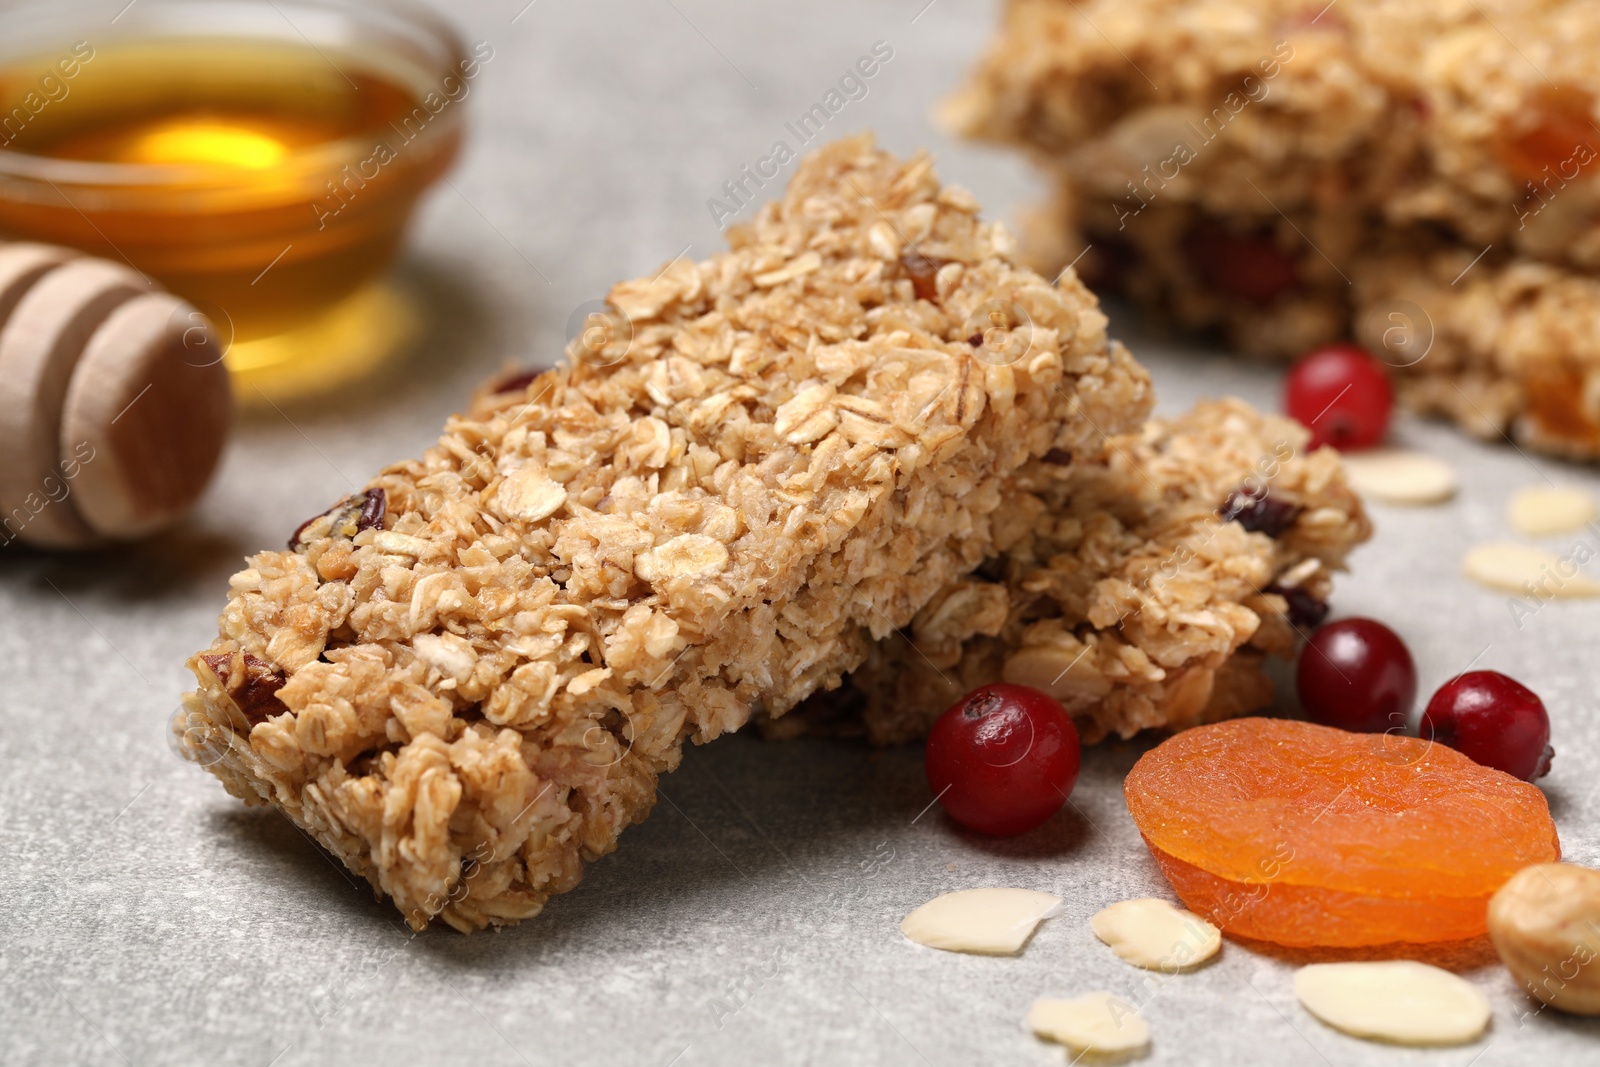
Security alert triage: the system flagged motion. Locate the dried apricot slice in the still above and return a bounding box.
[1492,85,1598,184]
[1125,718,1560,947]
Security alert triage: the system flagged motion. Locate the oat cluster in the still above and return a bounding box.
[794,399,1369,745]
[173,135,1152,930]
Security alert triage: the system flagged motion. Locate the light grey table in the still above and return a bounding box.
[4,1,1600,1064]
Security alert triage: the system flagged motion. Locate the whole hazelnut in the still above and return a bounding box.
[1488,863,1600,1015]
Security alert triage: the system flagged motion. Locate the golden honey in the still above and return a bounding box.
[0,24,472,393]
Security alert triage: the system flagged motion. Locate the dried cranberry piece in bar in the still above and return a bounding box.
[1219,485,1300,537]
[1265,582,1330,630]
[356,487,385,532]
[200,652,289,728]
[487,367,539,395]
[199,652,233,684]
[1182,222,1300,305]
[288,488,386,550]
[901,248,950,303]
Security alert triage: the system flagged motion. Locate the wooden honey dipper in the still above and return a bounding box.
[0,242,232,549]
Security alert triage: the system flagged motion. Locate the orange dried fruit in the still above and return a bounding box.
[1493,84,1598,185]
[1124,718,1560,947]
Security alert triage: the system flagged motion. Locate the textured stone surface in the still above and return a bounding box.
[3,0,1599,1063]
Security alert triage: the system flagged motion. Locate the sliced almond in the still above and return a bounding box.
[1509,486,1598,537]
[1462,543,1600,596]
[1090,898,1221,971]
[899,887,1060,955]
[1026,993,1150,1055]
[1340,448,1456,505]
[1293,961,1490,1046]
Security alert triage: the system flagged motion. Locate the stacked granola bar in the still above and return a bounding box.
[792,398,1370,746]
[945,0,1600,457]
[173,136,1154,930]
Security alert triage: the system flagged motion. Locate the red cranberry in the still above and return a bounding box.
[1421,671,1554,781]
[1296,618,1417,734]
[1182,221,1300,303]
[1285,344,1393,451]
[924,683,1081,836]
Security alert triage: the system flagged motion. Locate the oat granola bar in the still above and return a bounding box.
[171,135,1153,931]
[1043,190,1600,458]
[945,0,1600,457]
[945,0,1600,272]
[786,398,1369,746]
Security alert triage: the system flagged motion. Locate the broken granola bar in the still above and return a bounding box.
[789,398,1369,745]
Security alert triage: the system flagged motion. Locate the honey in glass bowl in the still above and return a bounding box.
[0,0,473,397]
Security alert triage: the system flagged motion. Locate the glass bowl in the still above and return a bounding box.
[0,0,469,392]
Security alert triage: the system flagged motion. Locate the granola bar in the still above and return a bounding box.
[945,0,1600,457]
[945,0,1600,272]
[787,398,1369,746]
[171,135,1154,931]
[1043,190,1600,458]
